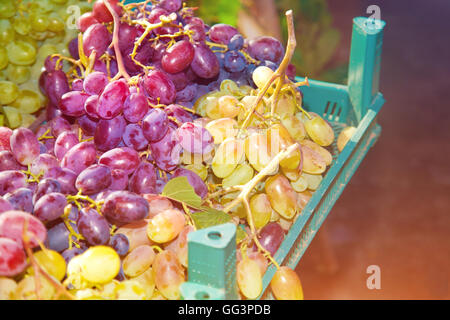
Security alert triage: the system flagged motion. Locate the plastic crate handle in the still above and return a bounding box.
[348,17,386,122]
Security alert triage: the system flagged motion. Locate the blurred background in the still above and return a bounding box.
[191,0,450,299]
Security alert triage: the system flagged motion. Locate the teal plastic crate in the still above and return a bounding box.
[182,17,386,299]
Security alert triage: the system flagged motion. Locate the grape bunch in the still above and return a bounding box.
[0,0,93,129]
[0,0,347,300]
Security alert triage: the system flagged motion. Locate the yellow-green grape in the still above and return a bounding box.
[0,20,15,45]
[132,267,156,299]
[16,276,55,300]
[11,89,42,114]
[20,114,37,128]
[303,172,323,190]
[337,126,357,152]
[147,209,186,243]
[181,149,213,165]
[237,95,265,126]
[0,114,4,126]
[7,41,37,66]
[291,174,308,192]
[6,64,31,85]
[265,174,298,220]
[270,266,304,300]
[15,34,38,50]
[194,91,224,117]
[244,131,274,173]
[281,114,306,141]
[0,81,19,105]
[47,16,65,33]
[184,164,208,181]
[249,193,272,229]
[13,16,32,36]
[100,281,118,299]
[153,250,185,300]
[114,280,147,300]
[205,117,238,144]
[270,209,280,222]
[36,43,58,63]
[222,163,254,189]
[0,47,8,70]
[80,246,121,284]
[302,145,326,174]
[0,277,17,300]
[123,245,155,278]
[304,115,335,147]
[274,93,297,117]
[2,106,22,128]
[281,165,301,181]
[212,137,245,178]
[206,95,240,119]
[267,123,301,170]
[117,220,153,251]
[239,85,253,96]
[30,14,50,33]
[151,289,167,300]
[73,288,105,300]
[223,192,247,218]
[252,66,274,90]
[237,257,263,299]
[29,249,67,281]
[300,139,333,166]
[220,79,239,95]
[0,0,16,19]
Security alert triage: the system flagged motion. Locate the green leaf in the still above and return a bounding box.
[217,0,241,27]
[161,176,202,208]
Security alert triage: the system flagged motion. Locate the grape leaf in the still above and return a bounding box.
[161,176,202,208]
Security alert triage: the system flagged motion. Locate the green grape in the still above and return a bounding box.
[16,276,55,300]
[123,245,155,278]
[281,114,306,142]
[206,95,240,119]
[27,249,66,281]
[0,19,15,45]
[237,95,265,127]
[80,246,121,284]
[304,115,335,147]
[29,30,49,41]
[47,17,65,33]
[0,81,19,104]
[0,114,4,126]
[7,41,37,66]
[300,139,333,166]
[20,113,37,128]
[337,126,357,152]
[11,89,41,114]
[6,64,31,85]
[244,131,274,173]
[0,47,8,70]
[0,0,16,19]
[267,124,301,170]
[73,288,105,300]
[222,163,254,189]
[2,106,22,128]
[223,192,247,218]
[36,43,58,62]
[281,165,302,181]
[220,79,240,95]
[212,138,245,178]
[36,0,55,13]
[30,14,50,32]
[0,277,17,300]
[302,145,327,174]
[265,174,298,220]
[252,66,274,90]
[205,117,238,144]
[194,91,224,117]
[132,267,156,299]
[115,280,148,300]
[249,193,272,229]
[237,257,263,299]
[274,93,297,117]
[13,16,32,36]
[15,34,38,49]
[270,266,304,300]
[291,175,308,192]
[184,164,208,181]
[303,173,323,191]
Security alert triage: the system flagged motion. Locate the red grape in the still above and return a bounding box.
[34,192,67,223]
[161,40,195,74]
[82,23,111,57]
[61,141,97,175]
[191,44,220,79]
[0,210,47,248]
[123,124,148,151]
[94,115,126,151]
[0,237,27,277]
[102,191,149,223]
[209,24,238,45]
[128,162,157,194]
[98,147,140,175]
[142,108,169,142]
[247,36,285,64]
[123,92,148,123]
[142,70,176,105]
[77,207,110,246]
[78,12,99,33]
[10,128,40,166]
[76,164,112,195]
[59,91,90,117]
[97,79,130,119]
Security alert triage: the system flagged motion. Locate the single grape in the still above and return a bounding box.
[46,222,70,253]
[0,127,12,151]
[118,22,139,52]
[176,122,214,155]
[4,188,33,213]
[54,131,79,161]
[59,91,90,117]
[0,277,17,300]
[71,78,84,91]
[175,83,197,102]
[223,51,246,73]
[76,164,112,195]
[248,36,285,64]
[270,266,304,300]
[222,163,254,189]
[97,79,129,119]
[0,210,47,249]
[123,124,148,151]
[83,71,109,96]
[44,167,77,194]
[191,44,220,79]
[0,171,27,196]
[141,70,176,105]
[0,196,13,214]
[49,116,72,138]
[82,23,111,57]
[123,92,148,123]
[0,150,24,171]
[158,0,182,12]
[78,12,100,33]
[164,224,194,268]
[92,0,122,24]
[301,145,326,174]
[34,192,67,223]
[102,191,149,224]
[128,162,157,194]
[30,249,66,281]
[142,108,169,142]
[44,70,70,106]
[78,115,98,136]
[30,153,59,176]
[249,193,272,229]
[116,220,152,251]
[165,104,194,123]
[6,40,36,66]
[209,24,238,44]
[110,169,128,191]
[61,141,97,175]
[337,126,357,152]
[258,222,285,256]
[304,115,335,147]
[10,128,40,165]
[150,127,182,172]
[61,247,85,264]
[79,245,121,284]
[237,257,263,299]
[143,195,174,219]
[98,147,140,175]
[147,209,186,244]
[0,237,27,277]
[211,138,245,178]
[300,139,332,166]
[122,244,155,278]
[109,233,129,257]
[228,34,244,51]
[161,40,195,74]
[153,250,185,300]
[184,23,205,42]
[132,267,156,299]
[94,116,127,151]
[77,207,110,246]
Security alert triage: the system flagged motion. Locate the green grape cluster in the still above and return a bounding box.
[0,0,92,128]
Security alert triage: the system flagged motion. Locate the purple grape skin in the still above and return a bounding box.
[141,108,169,142]
[165,104,193,123]
[184,23,205,42]
[118,22,139,52]
[34,192,68,223]
[44,167,77,194]
[33,178,61,204]
[98,147,140,175]
[71,78,84,91]
[68,38,79,60]
[223,51,246,73]
[123,92,148,123]
[176,84,197,102]
[161,40,195,74]
[167,71,189,91]
[49,116,72,138]
[142,70,176,105]
[75,164,112,195]
[47,222,70,252]
[110,169,128,191]
[0,171,27,196]
[62,247,85,264]
[97,79,130,119]
[77,207,110,246]
[109,233,129,257]
[82,23,111,57]
[191,44,220,79]
[83,71,109,95]
[0,150,24,171]
[45,70,70,106]
[172,168,207,199]
[84,94,100,119]
[102,191,149,224]
[59,91,90,117]
[158,0,182,12]
[176,122,214,155]
[247,36,285,64]
[54,131,79,161]
[122,41,154,74]
[94,116,127,151]
[10,128,40,166]
[61,141,97,175]
[123,124,148,151]
[150,127,181,172]
[30,154,59,176]
[77,115,98,136]
[4,188,33,213]
[209,24,238,44]
[128,162,157,194]
[258,222,285,256]
[0,197,13,214]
